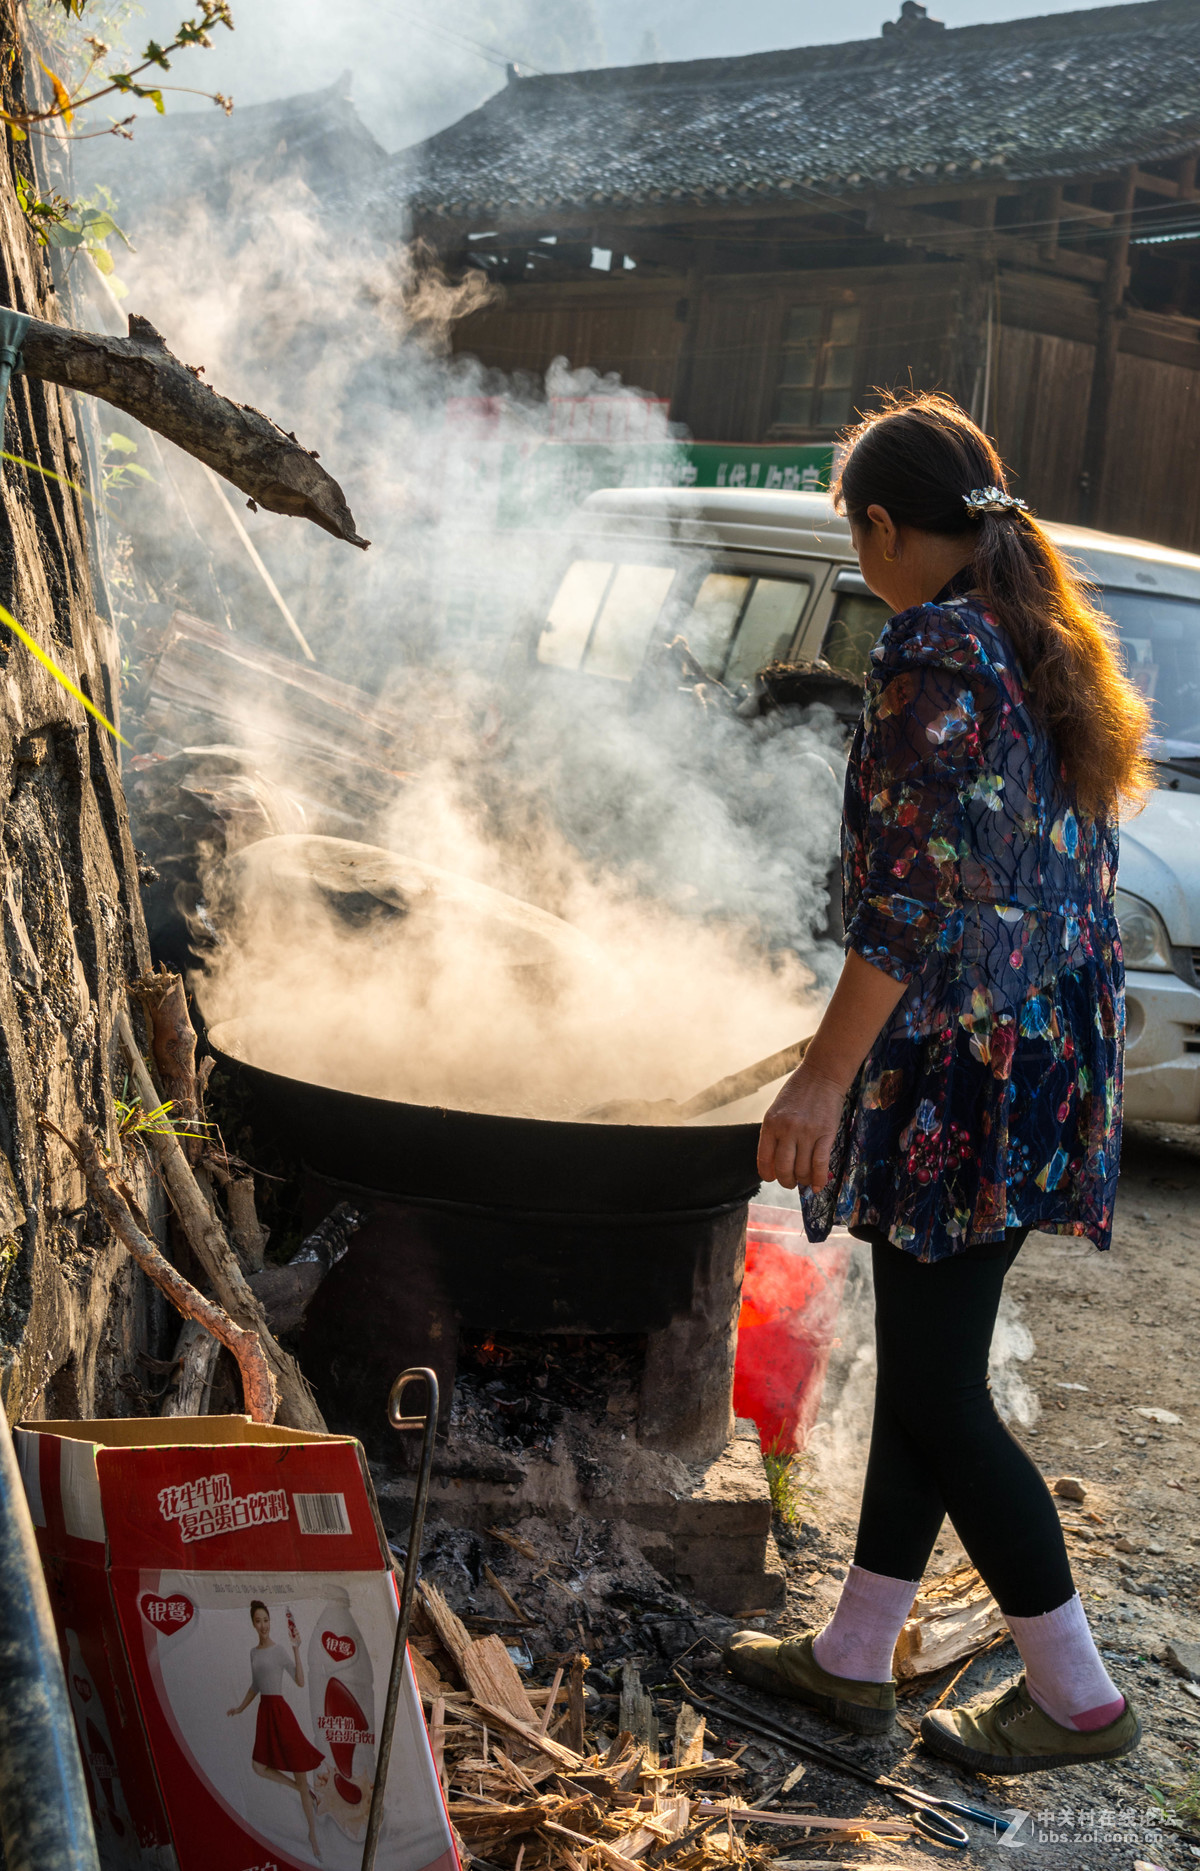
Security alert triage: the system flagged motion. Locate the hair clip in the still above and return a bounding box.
[963,486,1029,515]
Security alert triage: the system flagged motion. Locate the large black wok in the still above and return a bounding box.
[208,1019,762,1215]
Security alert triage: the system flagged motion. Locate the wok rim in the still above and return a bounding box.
[206,1017,764,1146]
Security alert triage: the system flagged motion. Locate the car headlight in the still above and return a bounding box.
[1115,889,1173,971]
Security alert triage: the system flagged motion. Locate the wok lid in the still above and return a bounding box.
[209,1020,761,1216]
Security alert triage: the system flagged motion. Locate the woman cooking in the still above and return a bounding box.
[728,392,1149,1774]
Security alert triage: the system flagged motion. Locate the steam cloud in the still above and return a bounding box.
[84,151,844,1118]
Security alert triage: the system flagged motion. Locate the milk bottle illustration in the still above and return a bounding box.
[307,1586,376,1840]
[65,1627,134,1844]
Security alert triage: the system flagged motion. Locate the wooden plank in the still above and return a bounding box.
[673,1703,705,1769]
[1133,167,1182,198]
[619,1665,660,1766]
[461,1633,541,1728]
[1098,349,1200,550]
[990,323,1093,520]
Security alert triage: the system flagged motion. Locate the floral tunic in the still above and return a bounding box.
[801,587,1123,1262]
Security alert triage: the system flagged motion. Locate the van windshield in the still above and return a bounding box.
[1102,590,1200,752]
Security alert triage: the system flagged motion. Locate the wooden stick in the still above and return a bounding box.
[431,1696,448,1795]
[538,1667,564,1738]
[18,310,368,548]
[581,1036,811,1125]
[567,1653,588,1756]
[116,1009,325,1431]
[50,1122,277,1422]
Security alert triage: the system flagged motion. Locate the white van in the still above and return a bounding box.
[532,487,1200,1126]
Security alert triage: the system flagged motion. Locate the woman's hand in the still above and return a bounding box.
[757,1063,848,1191]
[757,952,909,1192]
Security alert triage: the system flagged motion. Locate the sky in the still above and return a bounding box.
[129,0,1148,151]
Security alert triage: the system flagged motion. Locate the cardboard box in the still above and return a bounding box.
[17,1416,459,1871]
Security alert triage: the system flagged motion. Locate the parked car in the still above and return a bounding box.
[526,486,1200,1126]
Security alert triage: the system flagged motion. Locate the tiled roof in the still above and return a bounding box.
[384,0,1200,219]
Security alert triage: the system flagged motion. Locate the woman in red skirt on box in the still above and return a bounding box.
[228,1600,323,1858]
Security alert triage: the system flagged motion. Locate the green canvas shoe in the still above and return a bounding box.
[723,1631,896,1736]
[920,1674,1141,1774]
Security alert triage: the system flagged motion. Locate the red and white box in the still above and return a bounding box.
[16,1415,459,1871]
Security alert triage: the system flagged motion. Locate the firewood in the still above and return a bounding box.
[411,1648,457,1698]
[116,1009,324,1431]
[418,1579,478,1683]
[462,1634,540,1727]
[466,1699,583,1770]
[216,1171,268,1274]
[892,1561,1006,1679]
[159,1317,220,1416]
[542,1819,642,1871]
[133,967,202,1162]
[485,1563,535,1626]
[18,311,368,548]
[537,1666,565,1736]
[619,1666,659,1766]
[567,1652,588,1754]
[52,1122,277,1423]
[431,1697,448,1795]
[673,1705,705,1770]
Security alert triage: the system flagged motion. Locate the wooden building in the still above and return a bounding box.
[389,0,1200,548]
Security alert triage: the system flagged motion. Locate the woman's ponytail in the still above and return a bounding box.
[834,392,1152,819]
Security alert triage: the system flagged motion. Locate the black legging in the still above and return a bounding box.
[852,1229,1075,1618]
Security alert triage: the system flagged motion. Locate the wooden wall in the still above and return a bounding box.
[449,260,1200,554]
[1099,349,1200,553]
[452,283,684,400]
[990,325,1094,525]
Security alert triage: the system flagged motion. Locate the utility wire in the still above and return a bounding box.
[385,3,547,75]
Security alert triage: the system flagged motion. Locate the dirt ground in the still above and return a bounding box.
[735,1117,1200,1869]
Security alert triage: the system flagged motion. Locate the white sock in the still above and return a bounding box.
[811,1564,920,1684]
[1005,1593,1125,1731]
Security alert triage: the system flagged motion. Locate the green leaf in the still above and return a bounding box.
[43,224,85,248]
[0,603,127,745]
[88,246,115,275]
[105,433,138,455]
[122,463,154,482]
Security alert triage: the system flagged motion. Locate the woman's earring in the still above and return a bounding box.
[884,548,897,562]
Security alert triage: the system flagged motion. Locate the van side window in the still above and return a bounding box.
[538,561,613,669]
[585,565,677,679]
[823,589,890,682]
[537,561,676,678]
[682,575,810,684]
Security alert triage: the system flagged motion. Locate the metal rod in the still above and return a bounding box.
[0,1407,100,1871]
[680,1675,1008,1843]
[362,1366,440,1871]
[201,462,317,662]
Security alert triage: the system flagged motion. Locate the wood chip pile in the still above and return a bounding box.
[408,1579,915,1870]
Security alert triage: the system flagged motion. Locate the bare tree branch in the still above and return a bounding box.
[117,1010,327,1432]
[19,310,369,548]
[44,1120,278,1424]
